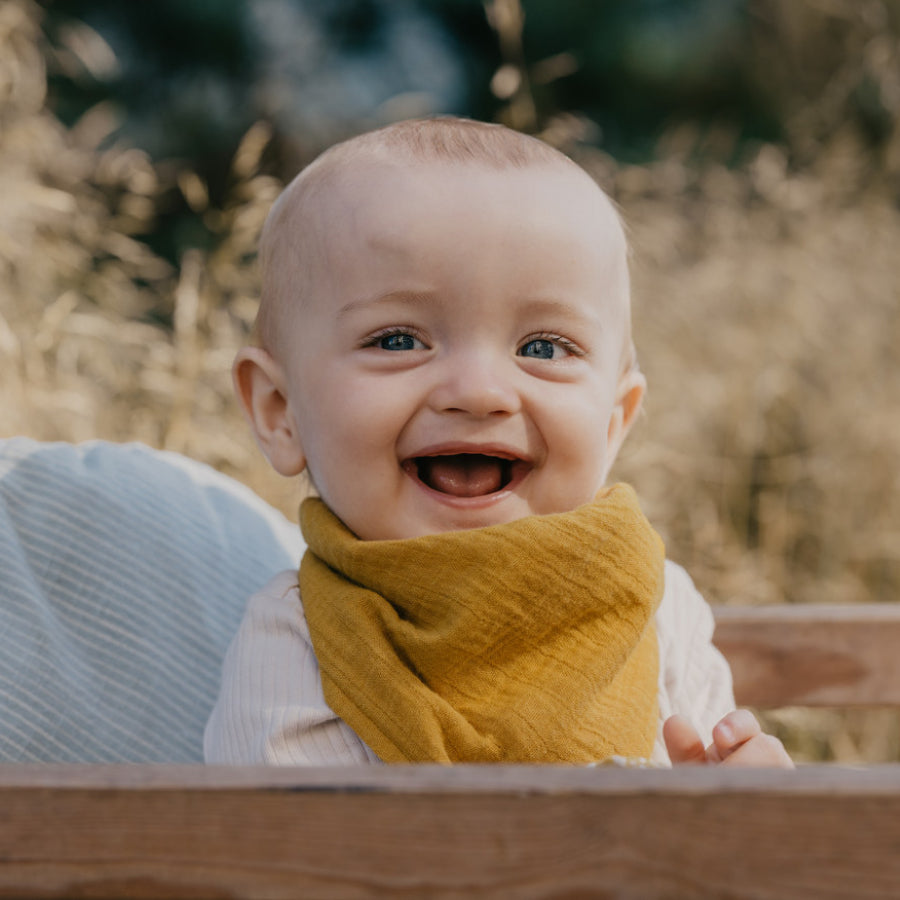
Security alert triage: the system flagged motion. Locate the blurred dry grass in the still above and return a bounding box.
[3,0,900,761]
[0,0,298,509]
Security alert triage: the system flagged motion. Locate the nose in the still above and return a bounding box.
[427,349,521,418]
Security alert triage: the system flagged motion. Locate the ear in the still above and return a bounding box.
[604,366,646,477]
[233,346,307,476]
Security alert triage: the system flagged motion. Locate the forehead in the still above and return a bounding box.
[312,158,627,282]
[328,156,618,231]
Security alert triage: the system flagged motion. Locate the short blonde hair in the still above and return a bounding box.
[256,116,636,373]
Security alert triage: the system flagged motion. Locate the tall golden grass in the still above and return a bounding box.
[0,0,296,507]
[3,0,900,760]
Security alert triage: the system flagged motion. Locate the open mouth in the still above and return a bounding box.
[403,453,529,498]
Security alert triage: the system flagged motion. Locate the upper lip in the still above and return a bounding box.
[403,442,532,463]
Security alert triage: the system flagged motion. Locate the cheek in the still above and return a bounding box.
[297,375,403,471]
[547,383,615,448]
[542,387,616,487]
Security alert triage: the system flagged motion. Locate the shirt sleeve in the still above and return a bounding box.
[652,560,736,765]
[203,570,380,765]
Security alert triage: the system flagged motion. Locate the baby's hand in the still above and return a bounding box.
[663,710,793,768]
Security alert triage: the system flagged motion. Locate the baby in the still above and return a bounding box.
[205,116,791,768]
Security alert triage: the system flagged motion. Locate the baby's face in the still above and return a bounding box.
[277,159,635,540]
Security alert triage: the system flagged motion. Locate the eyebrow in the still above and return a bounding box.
[515,296,609,336]
[517,296,599,319]
[337,290,437,318]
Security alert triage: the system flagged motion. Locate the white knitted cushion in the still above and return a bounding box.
[0,438,303,762]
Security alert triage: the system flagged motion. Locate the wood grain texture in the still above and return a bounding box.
[713,604,900,707]
[6,605,900,898]
[2,764,900,899]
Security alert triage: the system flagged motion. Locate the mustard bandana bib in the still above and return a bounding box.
[298,483,664,763]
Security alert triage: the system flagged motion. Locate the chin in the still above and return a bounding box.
[425,505,535,536]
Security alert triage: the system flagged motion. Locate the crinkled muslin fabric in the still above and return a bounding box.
[299,485,663,764]
[204,560,736,766]
[0,438,303,762]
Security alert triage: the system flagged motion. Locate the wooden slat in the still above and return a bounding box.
[2,764,900,899]
[713,604,900,707]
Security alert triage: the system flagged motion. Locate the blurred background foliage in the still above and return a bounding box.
[3,0,900,761]
[33,0,900,261]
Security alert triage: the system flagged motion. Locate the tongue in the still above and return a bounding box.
[421,455,505,497]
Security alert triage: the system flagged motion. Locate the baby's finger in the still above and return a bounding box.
[663,715,708,765]
[711,709,762,759]
[720,733,794,769]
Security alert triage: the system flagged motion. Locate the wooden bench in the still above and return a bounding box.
[2,603,900,899]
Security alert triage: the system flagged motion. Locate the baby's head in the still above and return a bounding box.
[235,117,645,541]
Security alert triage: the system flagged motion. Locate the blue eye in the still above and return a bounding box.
[379,333,419,351]
[519,338,557,359]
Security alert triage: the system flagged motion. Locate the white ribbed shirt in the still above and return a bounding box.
[204,560,734,766]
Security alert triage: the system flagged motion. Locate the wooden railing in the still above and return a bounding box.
[714,603,900,707]
[3,603,900,899]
